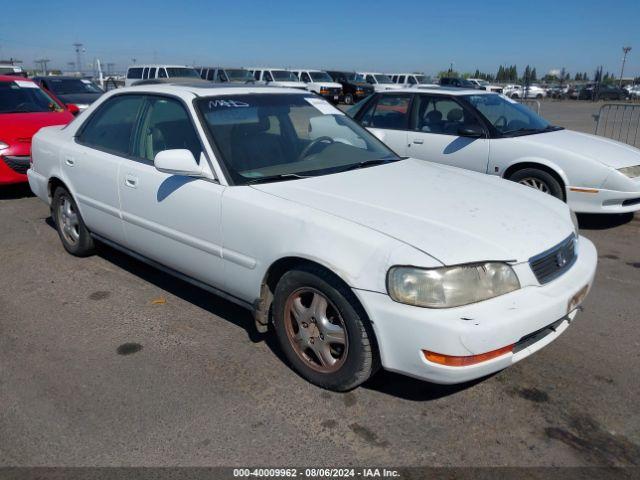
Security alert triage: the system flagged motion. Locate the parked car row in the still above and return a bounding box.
[26,83,598,392]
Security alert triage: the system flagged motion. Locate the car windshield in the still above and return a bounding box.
[464,93,561,136]
[475,80,489,86]
[355,74,366,82]
[374,74,392,84]
[344,72,356,82]
[165,67,200,78]
[310,71,333,82]
[225,69,253,82]
[415,75,430,84]
[47,78,103,95]
[197,94,399,184]
[272,70,298,81]
[0,80,62,113]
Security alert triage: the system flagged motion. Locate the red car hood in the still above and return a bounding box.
[0,111,73,145]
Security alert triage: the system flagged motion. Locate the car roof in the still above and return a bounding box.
[382,87,492,96]
[127,64,192,69]
[0,75,34,82]
[115,82,310,97]
[32,75,92,80]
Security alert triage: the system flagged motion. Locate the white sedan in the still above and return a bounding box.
[349,88,640,213]
[28,84,597,391]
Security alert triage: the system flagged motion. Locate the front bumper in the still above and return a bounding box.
[566,186,640,213]
[0,155,29,185]
[353,236,597,384]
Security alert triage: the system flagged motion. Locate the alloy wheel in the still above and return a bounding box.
[284,287,348,373]
[518,177,550,193]
[58,196,80,245]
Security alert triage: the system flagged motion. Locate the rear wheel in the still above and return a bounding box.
[52,187,95,256]
[509,168,564,201]
[273,265,378,391]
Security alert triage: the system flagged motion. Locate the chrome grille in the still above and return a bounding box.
[529,234,577,284]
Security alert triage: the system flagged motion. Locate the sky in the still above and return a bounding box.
[1,0,638,78]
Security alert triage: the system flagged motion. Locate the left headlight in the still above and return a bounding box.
[0,141,8,150]
[618,165,640,178]
[570,210,580,238]
[387,263,521,309]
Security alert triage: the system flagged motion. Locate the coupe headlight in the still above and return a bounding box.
[0,141,8,150]
[618,165,640,178]
[387,263,520,308]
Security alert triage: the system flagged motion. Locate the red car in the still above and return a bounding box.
[0,75,75,185]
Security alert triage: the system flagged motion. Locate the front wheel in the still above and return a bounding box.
[509,168,564,201]
[273,266,378,391]
[52,187,95,256]
[343,93,354,105]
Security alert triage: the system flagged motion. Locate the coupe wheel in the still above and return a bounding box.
[273,265,378,391]
[509,168,564,201]
[52,187,95,256]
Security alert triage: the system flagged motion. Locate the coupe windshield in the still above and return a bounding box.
[310,71,333,82]
[374,74,393,84]
[165,67,200,78]
[272,70,298,81]
[464,94,561,136]
[226,69,253,82]
[47,78,103,95]
[197,94,399,184]
[0,81,62,114]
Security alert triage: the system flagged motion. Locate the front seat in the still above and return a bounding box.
[443,108,464,135]
[421,110,444,133]
[230,116,286,172]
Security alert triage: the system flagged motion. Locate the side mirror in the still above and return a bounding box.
[66,104,80,115]
[458,126,484,138]
[154,149,202,176]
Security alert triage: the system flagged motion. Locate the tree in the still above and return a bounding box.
[531,68,537,82]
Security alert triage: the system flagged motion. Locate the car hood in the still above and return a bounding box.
[516,129,640,169]
[55,92,102,105]
[252,159,573,265]
[0,111,73,144]
[272,81,307,88]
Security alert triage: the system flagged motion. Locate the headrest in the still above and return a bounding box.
[425,110,443,122]
[447,108,463,122]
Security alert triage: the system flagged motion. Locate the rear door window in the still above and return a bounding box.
[77,95,144,155]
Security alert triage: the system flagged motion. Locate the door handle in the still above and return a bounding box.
[412,139,424,145]
[124,175,138,188]
[64,157,75,166]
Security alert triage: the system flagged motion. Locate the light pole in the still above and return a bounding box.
[619,46,631,87]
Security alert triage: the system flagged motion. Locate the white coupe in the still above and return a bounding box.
[28,84,597,391]
[349,88,640,214]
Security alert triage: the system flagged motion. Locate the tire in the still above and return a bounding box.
[509,168,564,201]
[536,94,543,99]
[52,187,95,256]
[344,93,354,105]
[511,93,519,99]
[272,265,379,391]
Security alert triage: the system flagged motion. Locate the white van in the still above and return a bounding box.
[124,65,201,87]
[249,68,307,89]
[357,72,402,92]
[292,69,343,103]
[390,73,438,88]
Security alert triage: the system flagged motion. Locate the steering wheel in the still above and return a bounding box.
[494,116,508,130]
[297,136,335,161]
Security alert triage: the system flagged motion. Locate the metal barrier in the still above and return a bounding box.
[518,99,541,114]
[593,103,640,147]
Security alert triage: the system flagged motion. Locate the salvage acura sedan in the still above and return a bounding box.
[28,84,597,391]
[349,89,640,213]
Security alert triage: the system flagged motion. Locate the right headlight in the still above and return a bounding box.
[618,165,640,178]
[387,263,520,309]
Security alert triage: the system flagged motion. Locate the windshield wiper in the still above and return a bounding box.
[246,173,313,185]
[502,125,564,137]
[338,157,403,172]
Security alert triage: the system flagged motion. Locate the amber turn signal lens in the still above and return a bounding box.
[423,344,514,367]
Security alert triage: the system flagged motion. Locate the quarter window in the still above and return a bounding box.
[135,96,202,163]
[361,94,412,130]
[77,95,145,155]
